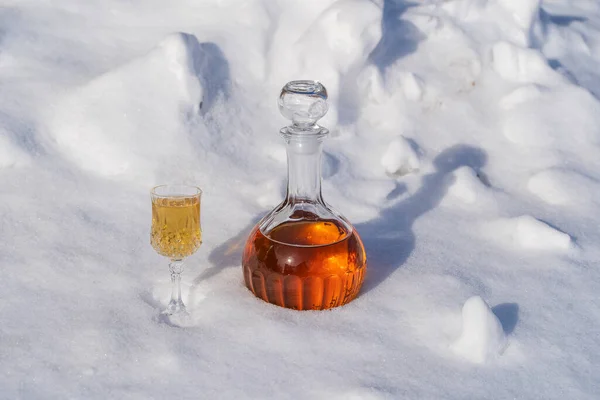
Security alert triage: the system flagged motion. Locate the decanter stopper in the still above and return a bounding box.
[278,80,328,131]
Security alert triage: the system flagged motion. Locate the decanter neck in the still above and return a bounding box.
[282,131,326,204]
[277,80,330,205]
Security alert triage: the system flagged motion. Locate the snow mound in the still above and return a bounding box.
[417,16,482,90]
[499,84,546,109]
[355,67,415,137]
[443,0,544,46]
[46,33,212,181]
[491,41,561,85]
[528,168,599,206]
[502,85,600,146]
[451,296,507,364]
[447,166,489,204]
[486,215,573,251]
[380,136,420,176]
[400,72,425,102]
[361,67,425,103]
[356,65,387,104]
[497,0,543,43]
[304,0,381,73]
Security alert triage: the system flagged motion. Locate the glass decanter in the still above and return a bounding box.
[242,80,367,310]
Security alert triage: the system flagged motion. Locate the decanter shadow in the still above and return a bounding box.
[356,144,488,294]
[197,215,263,284]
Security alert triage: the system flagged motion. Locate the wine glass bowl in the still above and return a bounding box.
[151,188,202,259]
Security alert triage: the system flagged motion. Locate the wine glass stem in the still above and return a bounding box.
[168,259,185,313]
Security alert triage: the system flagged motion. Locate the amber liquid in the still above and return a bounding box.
[242,219,366,310]
[151,197,202,259]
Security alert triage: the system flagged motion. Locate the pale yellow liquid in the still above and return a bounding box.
[151,197,201,259]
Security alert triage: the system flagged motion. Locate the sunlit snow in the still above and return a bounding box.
[1,0,600,398]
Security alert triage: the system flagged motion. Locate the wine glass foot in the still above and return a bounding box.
[163,299,187,314]
[158,301,191,327]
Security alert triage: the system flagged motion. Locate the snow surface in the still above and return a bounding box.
[1,0,600,398]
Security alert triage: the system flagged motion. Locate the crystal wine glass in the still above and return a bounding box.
[151,185,202,319]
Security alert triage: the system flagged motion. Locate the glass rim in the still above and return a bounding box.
[151,184,202,198]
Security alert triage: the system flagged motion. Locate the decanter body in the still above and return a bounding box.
[242,81,367,310]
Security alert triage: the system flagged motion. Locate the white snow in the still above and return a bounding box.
[498,0,541,30]
[399,72,425,101]
[451,296,507,364]
[2,0,600,398]
[499,84,546,109]
[528,168,599,206]
[446,166,490,205]
[0,133,29,168]
[46,33,206,181]
[485,215,573,251]
[380,135,420,176]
